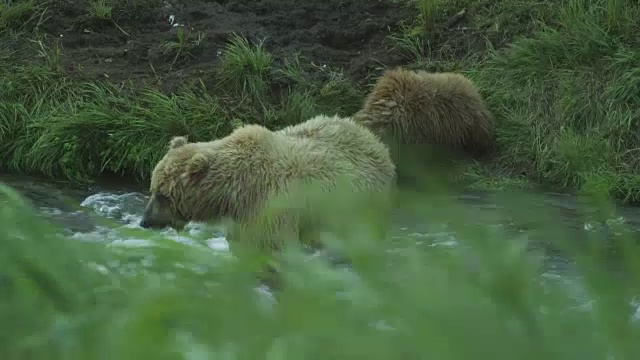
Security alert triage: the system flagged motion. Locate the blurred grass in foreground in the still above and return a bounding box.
[2,174,640,359]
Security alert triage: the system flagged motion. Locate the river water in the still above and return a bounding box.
[2,173,640,321]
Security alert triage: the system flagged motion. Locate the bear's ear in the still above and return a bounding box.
[185,153,209,182]
[170,136,189,149]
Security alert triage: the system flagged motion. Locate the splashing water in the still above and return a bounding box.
[75,191,230,251]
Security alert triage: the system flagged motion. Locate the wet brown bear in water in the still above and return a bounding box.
[139,114,396,256]
[353,67,495,160]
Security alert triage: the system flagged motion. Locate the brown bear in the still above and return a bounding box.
[139,114,396,258]
[352,67,495,160]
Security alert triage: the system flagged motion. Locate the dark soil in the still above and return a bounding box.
[31,0,421,92]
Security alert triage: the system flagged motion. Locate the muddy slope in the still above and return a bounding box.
[34,0,415,91]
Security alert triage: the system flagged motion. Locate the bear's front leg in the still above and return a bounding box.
[225,212,301,291]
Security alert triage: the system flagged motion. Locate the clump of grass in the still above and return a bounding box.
[31,39,63,73]
[215,34,274,99]
[160,27,207,67]
[387,25,429,62]
[275,52,308,87]
[87,0,113,20]
[471,0,640,203]
[2,170,640,358]
[416,0,440,32]
[312,64,364,116]
[271,90,320,127]
[273,53,364,118]
[0,0,36,31]
[253,88,322,129]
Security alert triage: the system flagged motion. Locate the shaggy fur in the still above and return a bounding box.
[139,114,396,254]
[352,67,495,159]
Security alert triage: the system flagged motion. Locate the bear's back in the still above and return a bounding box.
[276,114,396,192]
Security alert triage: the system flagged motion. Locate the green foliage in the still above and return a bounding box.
[0,33,367,183]
[415,0,440,31]
[383,0,640,202]
[1,173,640,358]
[471,0,640,202]
[216,34,275,98]
[160,27,207,67]
[87,0,113,20]
[0,0,38,32]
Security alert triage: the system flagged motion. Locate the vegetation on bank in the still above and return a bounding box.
[3,174,640,358]
[3,2,640,357]
[1,0,640,202]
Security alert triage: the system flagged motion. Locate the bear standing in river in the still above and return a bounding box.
[139,114,396,257]
[353,67,495,160]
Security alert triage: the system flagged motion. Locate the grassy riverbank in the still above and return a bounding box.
[1,0,640,202]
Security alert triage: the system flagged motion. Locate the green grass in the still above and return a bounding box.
[2,0,640,203]
[88,0,163,22]
[2,172,640,358]
[468,0,640,202]
[160,27,207,68]
[0,32,365,183]
[385,0,640,202]
[87,0,113,20]
[216,34,274,98]
[0,0,38,32]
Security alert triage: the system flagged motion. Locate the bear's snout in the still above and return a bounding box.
[139,215,186,231]
[139,217,151,228]
[138,215,166,229]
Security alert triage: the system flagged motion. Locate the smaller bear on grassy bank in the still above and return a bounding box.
[139,114,396,259]
[352,67,495,160]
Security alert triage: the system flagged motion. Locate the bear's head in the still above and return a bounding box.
[139,135,213,231]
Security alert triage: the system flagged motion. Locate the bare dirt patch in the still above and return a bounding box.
[32,0,417,92]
